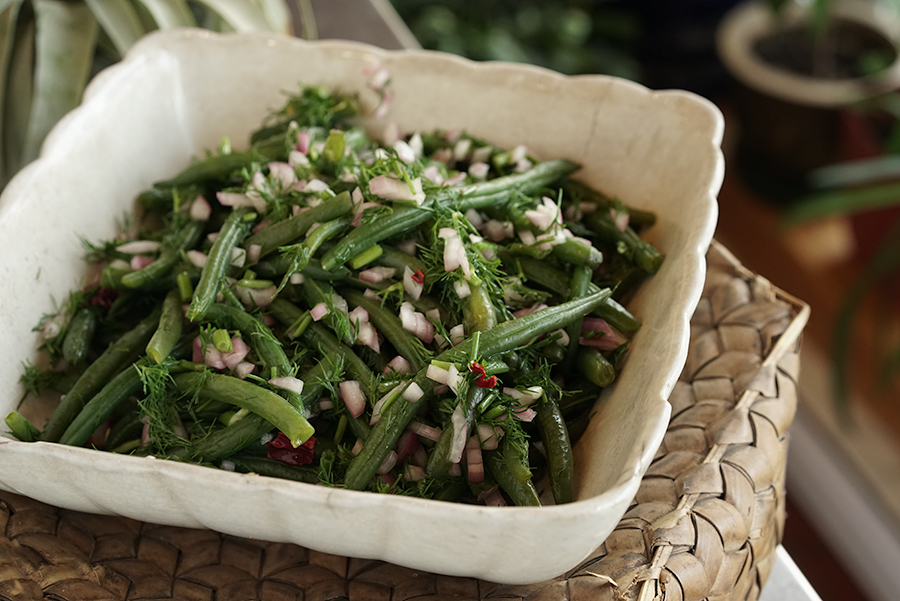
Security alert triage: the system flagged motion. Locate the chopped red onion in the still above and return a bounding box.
[191,336,203,363]
[234,283,276,309]
[408,420,441,442]
[396,430,421,461]
[444,172,467,186]
[396,238,418,255]
[433,384,450,395]
[516,158,533,172]
[484,219,511,242]
[518,230,536,246]
[117,240,160,254]
[216,191,253,209]
[230,247,246,268]
[370,384,403,425]
[402,266,424,300]
[423,165,444,185]
[514,407,537,422]
[339,380,366,418]
[404,464,426,482]
[247,244,261,265]
[356,322,377,347]
[448,463,462,477]
[382,121,400,145]
[304,179,330,193]
[204,345,226,370]
[349,306,369,325]
[432,148,453,164]
[289,273,304,285]
[363,288,379,299]
[384,355,412,376]
[223,337,250,370]
[409,133,423,156]
[484,488,507,506]
[448,364,462,394]
[190,196,211,221]
[269,376,305,396]
[453,138,471,161]
[359,266,396,283]
[310,303,329,321]
[130,255,155,270]
[351,439,364,455]
[296,130,311,154]
[555,328,571,347]
[477,423,503,451]
[394,140,416,163]
[368,174,425,204]
[235,361,255,379]
[412,446,428,467]
[467,162,489,180]
[449,324,465,346]
[426,363,450,385]
[466,435,484,483]
[268,161,297,189]
[377,450,398,475]
[289,150,310,168]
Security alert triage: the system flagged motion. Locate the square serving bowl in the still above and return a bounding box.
[0,31,723,584]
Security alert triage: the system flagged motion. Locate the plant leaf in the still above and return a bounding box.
[3,4,33,183]
[83,0,145,56]
[294,0,316,41]
[0,0,24,187]
[21,0,98,167]
[251,0,289,34]
[194,0,271,32]
[134,0,196,29]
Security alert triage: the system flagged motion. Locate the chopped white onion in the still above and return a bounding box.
[448,403,467,464]
[223,337,250,370]
[310,303,329,321]
[230,247,246,268]
[408,420,441,442]
[247,244,261,265]
[449,324,466,346]
[453,280,471,299]
[384,356,412,376]
[467,162,489,180]
[402,382,424,403]
[477,423,503,451]
[402,266,424,300]
[359,266,396,283]
[466,435,485,483]
[377,450,398,475]
[404,465,426,482]
[186,250,207,268]
[426,363,451,385]
[190,196,211,221]
[235,361,256,379]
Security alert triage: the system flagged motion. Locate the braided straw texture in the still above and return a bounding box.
[0,241,810,601]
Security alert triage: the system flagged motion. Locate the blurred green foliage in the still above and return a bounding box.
[390,0,643,81]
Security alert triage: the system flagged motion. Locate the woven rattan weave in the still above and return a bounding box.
[0,241,810,601]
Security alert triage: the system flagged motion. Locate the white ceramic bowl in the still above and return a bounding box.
[0,31,722,584]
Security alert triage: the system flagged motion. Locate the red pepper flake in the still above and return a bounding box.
[267,433,316,466]
[411,269,425,284]
[90,288,120,309]
[476,375,498,389]
[469,361,487,377]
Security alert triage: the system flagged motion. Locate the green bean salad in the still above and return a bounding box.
[7,82,663,506]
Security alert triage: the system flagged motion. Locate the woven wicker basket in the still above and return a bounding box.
[0,241,810,601]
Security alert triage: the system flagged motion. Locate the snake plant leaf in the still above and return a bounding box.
[135,0,197,29]
[294,0,316,40]
[0,0,23,185]
[194,0,272,32]
[83,0,145,56]
[4,7,33,180]
[252,0,290,34]
[21,0,98,167]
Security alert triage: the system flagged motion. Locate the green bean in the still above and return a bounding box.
[505,253,641,335]
[146,290,183,364]
[375,244,427,275]
[536,391,574,504]
[485,447,540,506]
[255,256,350,282]
[302,322,375,397]
[564,179,657,229]
[174,372,314,446]
[576,347,616,387]
[551,238,603,269]
[342,288,430,372]
[244,191,352,259]
[191,356,339,460]
[40,310,161,442]
[344,289,610,490]
[234,456,319,483]
[584,209,663,274]
[137,185,204,212]
[5,411,40,442]
[104,411,143,451]
[187,208,253,322]
[463,282,497,334]
[321,159,579,270]
[121,220,204,289]
[62,307,97,366]
[154,145,280,188]
[59,361,146,447]
[202,303,289,380]
[302,278,353,345]
[562,265,593,373]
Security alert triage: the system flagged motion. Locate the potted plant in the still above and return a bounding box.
[0,0,317,191]
[716,0,900,199]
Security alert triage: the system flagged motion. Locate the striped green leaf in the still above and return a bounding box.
[0,0,23,185]
[135,0,196,29]
[83,0,145,55]
[194,0,271,32]
[21,0,98,166]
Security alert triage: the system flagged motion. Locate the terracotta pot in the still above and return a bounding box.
[716,0,900,199]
